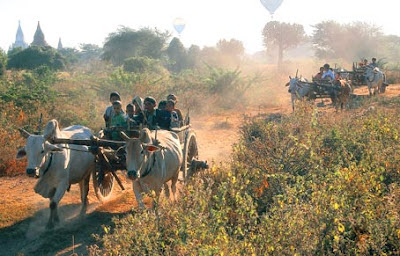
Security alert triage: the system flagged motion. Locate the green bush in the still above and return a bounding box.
[0,49,6,77]
[7,46,66,70]
[0,68,57,113]
[123,56,161,73]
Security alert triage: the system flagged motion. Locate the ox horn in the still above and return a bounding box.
[120,131,130,141]
[295,69,299,78]
[18,128,31,139]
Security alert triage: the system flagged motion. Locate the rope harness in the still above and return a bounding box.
[367,71,376,83]
[59,146,90,152]
[42,152,54,176]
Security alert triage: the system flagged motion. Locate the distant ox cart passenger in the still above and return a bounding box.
[16,120,95,229]
[121,128,183,209]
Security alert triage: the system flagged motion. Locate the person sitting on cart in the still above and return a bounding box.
[321,64,335,81]
[110,100,127,140]
[165,100,181,128]
[314,67,324,80]
[104,91,124,128]
[125,103,136,130]
[359,59,368,68]
[134,96,171,130]
[125,103,135,119]
[167,94,184,125]
[158,100,167,111]
[369,57,378,68]
[132,96,144,115]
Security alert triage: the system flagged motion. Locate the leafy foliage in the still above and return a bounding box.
[312,21,382,61]
[0,67,57,113]
[123,56,162,73]
[102,27,169,65]
[7,46,66,70]
[263,21,305,66]
[166,37,188,73]
[79,43,102,61]
[216,38,245,57]
[0,49,6,77]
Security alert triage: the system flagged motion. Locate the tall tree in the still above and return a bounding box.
[166,37,187,73]
[216,39,245,57]
[79,43,102,61]
[187,44,201,69]
[312,21,382,60]
[102,27,169,65]
[0,49,6,77]
[262,21,305,66]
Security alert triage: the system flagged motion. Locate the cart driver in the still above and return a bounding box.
[321,64,335,81]
[369,57,378,68]
[134,96,171,130]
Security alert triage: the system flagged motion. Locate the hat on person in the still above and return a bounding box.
[167,94,178,103]
[110,91,121,100]
[132,96,144,110]
[144,96,156,105]
[112,100,122,106]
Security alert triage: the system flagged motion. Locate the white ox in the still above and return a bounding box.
[121,128,183,209]
[16,119,95,229]
[365,67,385,96]
[285,76,312,111]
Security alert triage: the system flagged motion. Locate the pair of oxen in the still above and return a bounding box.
[286,66,386,111]
[16,120,182,229]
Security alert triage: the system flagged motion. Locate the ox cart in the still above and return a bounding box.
[298,78,348,101]
[335,63,388,93]
[50,123,200,202]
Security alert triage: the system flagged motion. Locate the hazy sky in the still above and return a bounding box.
[0,0,398,53]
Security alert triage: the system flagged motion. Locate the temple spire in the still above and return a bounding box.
[57,38,63,50]
[11,20,28,49]
[31,21,48,47]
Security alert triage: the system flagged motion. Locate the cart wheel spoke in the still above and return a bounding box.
[93,169,114,202]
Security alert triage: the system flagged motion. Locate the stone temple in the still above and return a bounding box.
[10,21,28,50]
[10,21,63,50]
[31,21,49,47]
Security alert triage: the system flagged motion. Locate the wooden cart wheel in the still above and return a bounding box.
[92,167,114,202]
[181,130,199,181]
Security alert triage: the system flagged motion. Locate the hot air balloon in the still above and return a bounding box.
[173,18,185,35]
[260,0,283,17]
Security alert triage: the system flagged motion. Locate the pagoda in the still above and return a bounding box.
[11,21,28,49]
[31,21,48,47]
[57,38,63,50]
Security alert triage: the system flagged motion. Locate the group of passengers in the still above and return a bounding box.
[314,63,338,81]
[359,57,378,69]
[314,58,378,82]
[103,92,183,140]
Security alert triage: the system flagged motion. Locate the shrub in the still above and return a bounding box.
[0,68,57,113]
[7,46,66,70]
[123,56,162,73]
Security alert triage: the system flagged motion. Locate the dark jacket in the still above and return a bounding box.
[134,109,171,130]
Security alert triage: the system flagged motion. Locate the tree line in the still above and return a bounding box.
[1,20,400,75]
